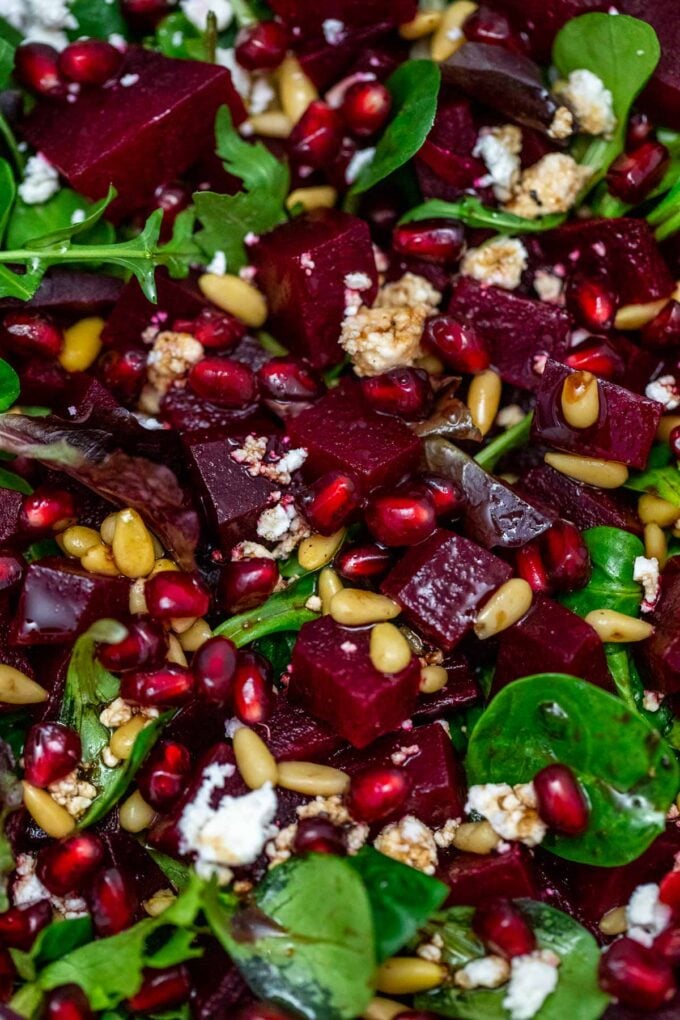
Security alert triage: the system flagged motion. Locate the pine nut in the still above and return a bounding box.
[453,820,500,854]
[198,273,268,328]
[151,533,164,559]
[22,782,75,838]
[468,369,502,436]
[369,623,412,674]
[363,999,406,1020]
[544,452,628,489]
[166,634,188,666]
[298,529,346,571]
[399,9,442,39]
[111,508,156,579]
[420,664,448,694]
[58,525,101,559]
[599,906,628,936]
[638,493,679,527]
[100,513,117,545]
[278,55,318,123]
[330,589,401,627]
[179,618,212,651]
[644,523,667,567]
[143,888,176,917]
[233,727,278,789]
[286,186,337,212]
[170,616,198,635]
[318,567,343,615]
[615,298,668,331]
[150,558,180,576]
[375,957,446,995]
[585,609,654,643]
[59,316,105,373]
[474,578,532,639]
[109,716,146,760]
[657,414,680,442]
[80,541,120,576]
[561,370,600,429]
[276,761,349,797]
[414,353,445,375]
[119,790,156,833]
[247,111,294,137]
[0,665,47,705]
[129,579,148,615]
[431,1,478,61]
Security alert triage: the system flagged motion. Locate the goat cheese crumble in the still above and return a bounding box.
[461,237,528,291]
[455,954,510,989]
[181,0,232,30]
[626,882,672,947]
[3,0,76,48]
[466,782,547,847]
[504,153,592,219]
[473,125,522,202]
[502,951,560,1020]
[633,555,661,612]
[322,18,345,45]
[646,374,680,410]
[555,69,617,138]
[18,153,60,205]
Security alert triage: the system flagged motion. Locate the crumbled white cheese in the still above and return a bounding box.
[231,540,274,561]
[256,496,310,557]
[646,375,680,410]
[231,436,308,485]
[70,208,86,225]
[461,237,528,291]
[626,882,672,947]
[533,269,564,304]
[375,272,441,315]
[466,782,547,847]
[47,770,97,819]
[18,153,60,205]
[344,271,373,292]
[455,955,511,990]
[374,816,438,875]
[5,0,76,48]
[322,18,345,45]
[555,69,617,138]
[634,555,661,612]
[257,502,294,541]
[496,404,526,428]
[215,48,275,116]
[181,0,232,30]
[504,153,593,219]
[108,32,126,50]
[434,817,460,848]
[119,73,139,87]
[13,853,88,918]
[503,951,560,1020]
[345,147,376,185]
[99,697,159,728]
[206,250,227,276]
[417,932,444,962]
[643,690,662,712]
[473,125,522,202]
[340,304,426,376]
[145,331,204,398]
[548,106,574,141]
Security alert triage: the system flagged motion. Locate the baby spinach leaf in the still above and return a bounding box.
[254,630,298,681]
[231,0,271,26]
[146,850,192,893]
[350,60,440,195]
[67,0,128,41]
[0,709,31,759]
[560,526,643,619]
[625,445,680,506]
[606,646,673,736]
[0,359,19,412]
[214,573,319,646]
[0,157,15,242]
[204,855,376,1020]
[400,197,566,233]
[347,847,448,962]
[155,12,203,59]
[466,673,679,865]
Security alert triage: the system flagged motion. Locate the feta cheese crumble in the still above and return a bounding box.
[504,153,593,220]
[144,330,204,401]
[322,18,345,45]
[18,153,60,205]
[13,853,88,918]
[633,555,661,612]
[555,69,617,138]
[626,882,672,947]
[374,816,438,874]
[206,250,227,276]
[455,955,510,990]
[646,374,680,410]
[473,125,522,202]
[3,0,76,48]
[345,147,376,185]
[502,950,560,1020]
[466,782,547,847]
[461,237,528,291]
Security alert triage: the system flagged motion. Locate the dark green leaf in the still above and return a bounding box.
[0,739,21,913]
[625,445,680,505]
[0,263,46,301]
[606,646,673,735]
[24,538,59,563]
[0,37,14,87]
[466,673,679,865]
[0,467,32,493]
[231,0,272,26]
[7,188,115,250]
[155,12,202,59]
[0,359,19,412]
[0,157,16,242]
[400,197,566,233]
[11,917,94,980]
[560,526,644,618]
[214,573,319,646]
[0,18,21,48]
[473,412,533,472]
[254,631,298,682]
[0,709,30,759]
[67,0,128,40]
[146,850,192,893]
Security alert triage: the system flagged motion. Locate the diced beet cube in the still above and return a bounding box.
[438,843,538,906]
[162,388,273,434]
[492,595,613,694]
[532,359,662,470]
[0,270,122,318]
[269,0,416,35]
[251,209,378,368]
[519,465,642,535]
[288,384,421,493]
[22,48,246,221]
[12,558,129,645]
[413,652,480,722]
[492,0,609,60]
[623,1,680,130]
[254,694,343,761]
[331,722,467,827]
[381,529,512,650]
[0,489,24,547]
[447,277,571,391]
[189,944,250,1020]
[101,272,210,350]
[297,23,399,92]
[415,90,484,200]
[289,616,421,748]
[638,568,680,694]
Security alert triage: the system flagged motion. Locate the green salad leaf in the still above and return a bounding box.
[67,0,128,41]
[400,197,566,233]
[0,739,21,913]
[0,157,15,242]
[606,645,673,735]
[466,673,679,865]
[6,188,115,250]
[11,917,94,981]
[214,572,319,645]
[625,443,680,505]
[0,359,19,412]
[560,526,644,619]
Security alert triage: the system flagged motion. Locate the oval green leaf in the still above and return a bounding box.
[560,526,644,619]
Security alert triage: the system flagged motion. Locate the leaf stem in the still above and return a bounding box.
[474,412,533,472]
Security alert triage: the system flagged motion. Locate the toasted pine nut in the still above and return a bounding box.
[330,589,401,627]
[143,888,176,917]
[0,665,47,705]
[170,616,198,635]
[369,623,413,674]
[319,566,343,615]
[561,370,600,429]
[279,55,318,123]
[80,541,120,576]
[363,999,406,1020]
[100,513,117,545]
[414,353,445,375]
[58,525,101,559]
[59,316,104,373]
[375,957,446,995]
[431,1,478,61]
[420,664,448,694]
[644,523,667,567]
[247,111,294,137]
[657,414,680,442]
[276,761,349,797]
[150,558,180,576]
[468,369,502,436]
[474,578,532,639]
[179,618,212,651]
[585,609,654,643]
[109,716,146,760]
[638,493,679,527]
[599,906,628,936]
[198,273,268,328]
[129,579,148,615]
[22,782,75,838]
[166,633,188,666]
[298,529,346,571]
[233,727,278,789]
[119,790,156,833]
[615,298,668,331]
[111,508,156,579]
[286,186,337,211]
[544,452,628,489]
[399,9,442,39]
[453,819,500,854]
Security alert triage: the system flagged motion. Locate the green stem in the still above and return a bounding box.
[0,113,23,175]
[473,411,533,473]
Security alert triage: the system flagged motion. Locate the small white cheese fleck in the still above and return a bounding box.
[70,208,86,225]
[206,250,227,276]
[461,237,528,291]
[345,147,376,185]
[322,18,345,45]
[455,954,510,990]
[119,73,140,88]
[473,125,522,202]
[6,0,76,49]
[18,153,59,205]
[633,555,660,612]
[504,153,592,219]
[257,502,294,542]
[646,375,680,410]
[503,951,560,1020]
[626,882,672,947]
[466,782,547,847]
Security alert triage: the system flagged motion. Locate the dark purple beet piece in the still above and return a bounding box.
[253,695,343,761]
[492,595,613,694]
[101,832,168,906]
[533,359,663,470]
[638,567,680,694]
[11,557,129,645]
[101,272,210,351]
[298,23,400,92]
[22,48,246,221]
[438,843,537,906]
[447,277,571,391]
[0,270,122,317]
[289,616,421,748]
[269,0,416,35]
[381,529,512,650]
[189,942,250,1020]
[492,0,609,60]
[413,652,480,722]
[414,89,483,201]
[519,464,642,535]
[623,1,680,130]
[251,208,378,369]
[288,384,421,494]
[162,388,273,434]
[0,490,24,547]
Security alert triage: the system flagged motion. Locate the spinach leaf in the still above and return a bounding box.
[0,359,19,412]
[606,646,673,735]
[254,631,298,682]
[231,0,271,26]
[67,0,128,41]
[0,709,31,759]
[6,189,115,250]
[0,739,21,913]
[214,573,319,646]
[350,60,440,196]
[0,44,21,175]
[466,673,679,865]
[417,900,609,1020]
[473,412,533,472]
[155,12,202,59]
[625,444,680,505]
[204,855,376,1020]
[347,847,448,962]
[560,526,643,619]
[0,157,15,242]
[400,197,566,233]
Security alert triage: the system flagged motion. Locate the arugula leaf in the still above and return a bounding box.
[204,855,376,1020]
[0,739,21,913]
[0,359,19,412]
[466,673,679,865]
[350,60,440,195]
[560,526,643,619]
[400,197,566,233]
[214,573,319,645]
[625,443,680,505]
[11,917,94,981]
[473,412,533,472]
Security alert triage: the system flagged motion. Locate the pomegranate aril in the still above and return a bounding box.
[542,520,590,593]
[361,367,433,419]
[44,984,93,1020]
[1,311,63,358]
[21,488,76,534]
[235,20,288,72]
[659,869,680,912]
[300,471,361,535]
[420,474,465,520]
[641,300,680,350]
[565,339,622,381]
[565,272,618,332]
[14,43,64,96]
[257,357,322,402]
[294,817,347,855]
[670,425,680,461]
[472,899,536,959]
[97,348,147,401]
[607,140,670,204]
[121,664,195,706]
[598,937,676,1010]
[463,4,523,50]
[178,308,246,351]
[0,900,51,951]
[422,315,490,374]
[515,543,551,594]
[188,357,257,409]
[145,570,210,619]
[128,965,190,1013]
[219,557,280,614]
[533,763,589,836]
[392,220,465,265]
[233,651,273,724]
[342,81,392,138]
[289,101,344,169]
[334,542,392,581]
[98,618,166,672]
[37,833,105,896]
[626,111,654,150]
[137,740,191,810]
[655,926,680,966]
[348,767,410,823]
[192,635,237,707]
[58,39,122,85]
[24,722,81,788]
[90,867,137,937]
[0,550,24,592]
[365,491,436,547]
